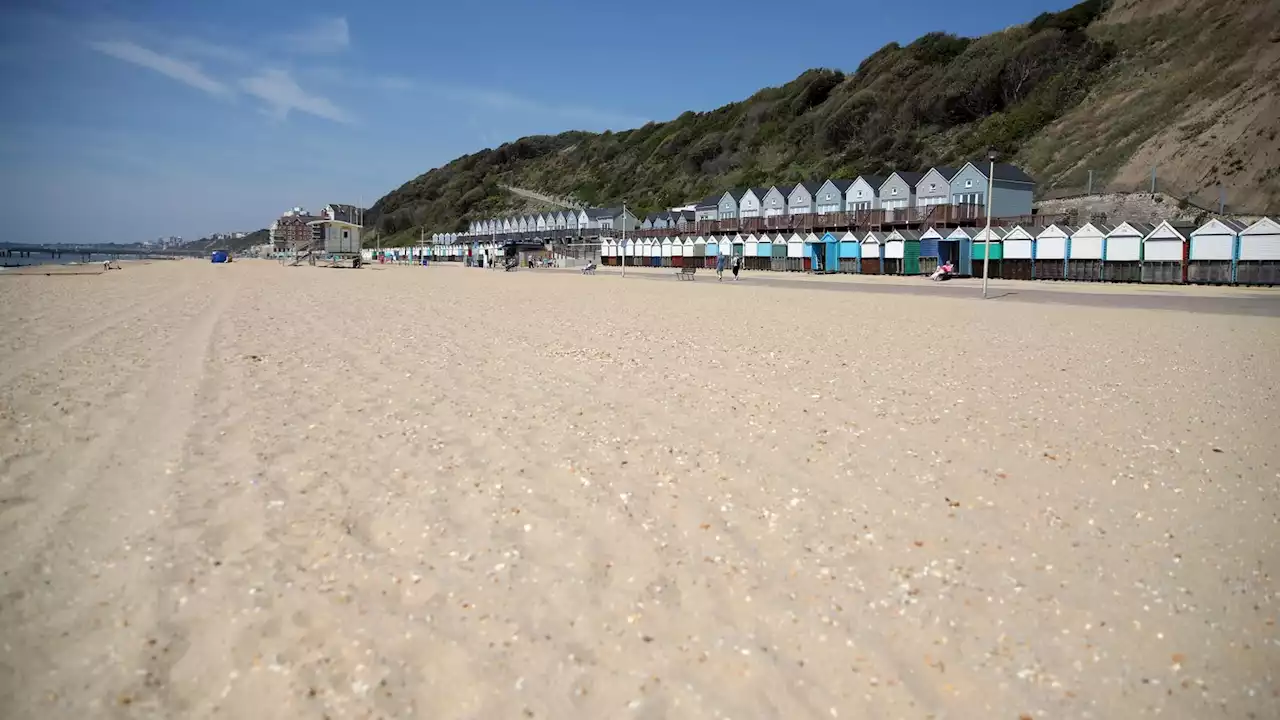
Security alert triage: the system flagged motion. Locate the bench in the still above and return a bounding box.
[676,266,698,281]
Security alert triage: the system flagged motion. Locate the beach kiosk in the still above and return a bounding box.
[1067,223,1111,281]
[1001,225,1038,280]
[771,234,788,271]
[860,231,887,274]
[1142,221,1195,284]
[1103,222,1150,282]
[1188,218,1245,284]
[1034,225,1074,280]
[1236,217,1280,285]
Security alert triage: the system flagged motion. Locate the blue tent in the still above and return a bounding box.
[211,250,229,263]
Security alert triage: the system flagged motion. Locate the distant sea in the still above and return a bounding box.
[1,253,171,269]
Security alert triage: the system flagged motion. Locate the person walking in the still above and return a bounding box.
[731,254,742,281]
[716,252,726,281]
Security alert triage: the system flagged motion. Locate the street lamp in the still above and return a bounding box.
[981,149,997,300]
[621,203,627,278]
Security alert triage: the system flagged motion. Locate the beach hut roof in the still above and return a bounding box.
[1241,217,1280,234]
[1036,224,1078,239]
[1073,222,1115,238]
[804,232,821,242]
[839,230,859,242]
[961,161,1037,184]
[1145,220,1196,241]
[920,227,948,240]
[1003,225,1045,240]
[772,234,788,244]
[788,232,805,242]
[888,229,923,241]
[947,226,982,240]
[1191,218,1247,235]
[863,230,890,242]
[1110,221,1155,238]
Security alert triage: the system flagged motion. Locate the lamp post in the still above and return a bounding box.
[981,149,997,300]
[621,203,627,278]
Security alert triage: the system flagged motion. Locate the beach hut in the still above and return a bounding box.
[919,227,946,276]
[818,232,840,273]
[661,236,674,267]
[692,236,707,269]
[1034,225,1075,280]
[860,231,887,274]
[945,227,979,276]
[971,226,1008,278]
[770,234,788,271]
[601,238,616,265]
[1066,223,1111,282]
[731,233,746,257]
[705,236,720,267]
[786,232,806,271]
[1188,218,1246,284]
[886,229,922,275]
[1103,222,1151,282]
[1142,221,1195,284]
[837,230,861,273]
[1236,217,1280,285]
[743,233,760,268]
[803,232,824,272]
[680,236,695,262]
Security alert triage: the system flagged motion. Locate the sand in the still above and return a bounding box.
[1,260,1277,719]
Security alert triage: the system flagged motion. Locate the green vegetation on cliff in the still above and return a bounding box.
[370,1,1116,241]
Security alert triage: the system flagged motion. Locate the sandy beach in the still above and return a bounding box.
[1,259,1277,719]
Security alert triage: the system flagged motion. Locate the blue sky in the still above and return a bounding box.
[0,0,1074,244]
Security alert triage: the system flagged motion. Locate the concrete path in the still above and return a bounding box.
[553,266,1280,317]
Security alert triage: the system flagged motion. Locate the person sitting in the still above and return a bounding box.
[930,261,954,281]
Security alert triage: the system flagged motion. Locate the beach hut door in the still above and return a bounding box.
[825,241,839,274]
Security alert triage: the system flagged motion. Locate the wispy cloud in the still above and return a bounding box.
[282,17,349,55]
[414,80,646,129]
[89,40,230,97]
[240,68,352,124]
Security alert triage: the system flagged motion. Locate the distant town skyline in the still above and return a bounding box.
[1,0,1078,244]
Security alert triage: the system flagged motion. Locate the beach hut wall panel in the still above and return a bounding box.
[816,179,853,214]
[1065,223,1108,281]
[818,232,840,272]
[1236,217,1280,285]
[731,234,746,257]
[762,186,789,217]
[661,238,673,257]
[786,233,805,271]
[846,176,885,212]
[1034,225,1073,280]
[744,234,759,257]
[1188,218,1245,284]
[946,227,978,276]
[971,227,1006,277]
[1142,221,1194,284]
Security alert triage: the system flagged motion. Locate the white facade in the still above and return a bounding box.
[1105,222,1149,261]
[1143,221,1191,262]
[786,233,804,258]
[1190,219,1245,260]
[1239,217,1280,260]
[1035,225,1072,260]
[1069,223,1109,260]
[739,190,763,218]
[1002,225,1038,259]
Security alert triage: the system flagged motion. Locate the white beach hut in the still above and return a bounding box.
[1188,218,1245,284]
[1103,222,1151,282]
[1066,222,1111,281]
[1236,217,1280,285]
[860,231,887,274]
[1142,221,1195,283]
[1033,225,1074,281]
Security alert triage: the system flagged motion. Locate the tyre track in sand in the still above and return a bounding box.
[0,271,238,719]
